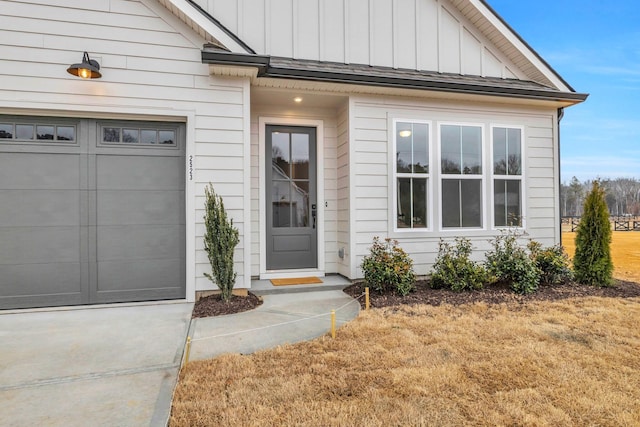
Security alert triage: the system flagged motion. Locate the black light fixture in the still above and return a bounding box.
[67,51,102,79]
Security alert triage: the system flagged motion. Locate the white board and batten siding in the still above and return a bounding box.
[350,96,559,278]
[195,0,524,80]
[0,0,253,298]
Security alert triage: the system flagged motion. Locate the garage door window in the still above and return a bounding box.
[0,122,75,142]
[102,126,176,146]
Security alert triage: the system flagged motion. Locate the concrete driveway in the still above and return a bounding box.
[0,302,192,427]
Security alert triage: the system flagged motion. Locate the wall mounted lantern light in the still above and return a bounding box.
[67,52,102,79]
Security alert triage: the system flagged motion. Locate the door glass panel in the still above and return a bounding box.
[16,124,34,140]
[122,129,139,143]
[291,133,309,179]
[36,125,55,140]
[158,130,175,145]
[57,126,75,141]
[103,127,120,142]
[292,181,309,227]
[272,181,291,227]
[0,123,13,139]
[140,129,157,144]
[272,132,290,178]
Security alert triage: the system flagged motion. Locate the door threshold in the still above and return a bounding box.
[259,270,325,280]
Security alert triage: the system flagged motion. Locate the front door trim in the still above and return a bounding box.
[258,116,325,278]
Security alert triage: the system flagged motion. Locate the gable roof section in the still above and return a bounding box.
[454,0,574,92]
[157,0,254,54]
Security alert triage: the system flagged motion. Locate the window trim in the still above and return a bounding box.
[437,122,486,231]
[490,124,526,229]
[390,118,433,234]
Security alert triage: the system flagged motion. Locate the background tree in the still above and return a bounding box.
[573,181,613,286]
[203,184,240,301]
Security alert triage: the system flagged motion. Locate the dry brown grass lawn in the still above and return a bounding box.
[171,297,640,426]
[562,231,640,282]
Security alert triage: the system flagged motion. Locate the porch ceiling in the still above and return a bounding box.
[251,87,347,109]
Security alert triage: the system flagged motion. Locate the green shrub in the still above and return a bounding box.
[573,181,613,286]
[528,241,573,285]
[485,230,540,294]
[361,237,416,296]
[203,183,240,301]
[430,238,489,292]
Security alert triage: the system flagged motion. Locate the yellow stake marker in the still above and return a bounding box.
[365,287,370,310]
[184,336,192,367]
[331,310,336,339]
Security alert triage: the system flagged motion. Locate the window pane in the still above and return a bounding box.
[140,129,157,144]
[494,179,522,227]
[57,126,75,141]
[461,126,482,174]
[494,180,507,227]
[122,129,139,143]
[291,181,309,227]
[441,125,461,174]
[0,124,13,139]
[103,127,120,142]
[158,130,175,145]
[507,128,522,175]
[413,123,429,174]
[493,127,507,174]
[36,125,54,140]
[442,179,461,228]
[461,179,482,227]
[506,180,522,226]
[16,124,34,139]
[396,122,412,173]
[272,132,290,178]
[272,181,291,227]
[397,178,412,228]
[412,178,428,228]
[291,133,310,179]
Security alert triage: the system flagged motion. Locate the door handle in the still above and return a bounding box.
[311,204,317,229]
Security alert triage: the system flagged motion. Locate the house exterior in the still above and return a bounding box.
[0,0,587,310]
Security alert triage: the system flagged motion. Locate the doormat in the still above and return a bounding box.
[270,277,323,286]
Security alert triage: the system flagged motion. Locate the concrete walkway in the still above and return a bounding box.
[188,289,361,361]
[0,302,193,427]
[0,286,360,426]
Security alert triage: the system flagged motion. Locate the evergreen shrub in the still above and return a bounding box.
[361,237,416,296]
[430,238,489,292]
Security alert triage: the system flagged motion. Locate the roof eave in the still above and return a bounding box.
[201,51,588,105]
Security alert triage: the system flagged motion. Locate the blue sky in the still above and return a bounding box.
[489,0,640,183]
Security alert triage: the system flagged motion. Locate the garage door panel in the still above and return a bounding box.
[96,156,184,191]
[0,227,81,265]
[97,190,184,226]
[0,153,80,189]
[97,225,182,261]
[96,259,183,295]
[0,190,80,227]
[0,263,82,297]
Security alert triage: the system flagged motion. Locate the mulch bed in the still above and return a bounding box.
[192,292,262,318]
[343,279,640,310]
[191,280,640,318]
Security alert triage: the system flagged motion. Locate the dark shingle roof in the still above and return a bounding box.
[201,50,588,103]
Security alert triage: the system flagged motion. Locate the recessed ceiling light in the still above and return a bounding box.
[399,130,412,138]
[294,97,303,103]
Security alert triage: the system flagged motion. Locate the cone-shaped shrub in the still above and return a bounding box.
[203,184,240,301]
[573,181,613,286]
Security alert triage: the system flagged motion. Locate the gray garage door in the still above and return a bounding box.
[0,116,185,309]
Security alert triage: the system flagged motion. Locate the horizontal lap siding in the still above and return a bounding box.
[351,97,557,277]
[0,0,251,292]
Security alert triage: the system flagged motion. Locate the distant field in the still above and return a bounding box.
[562,231,640,283]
